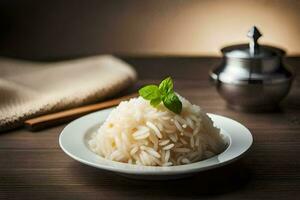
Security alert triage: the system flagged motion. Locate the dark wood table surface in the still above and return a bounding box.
[1,56,300,199]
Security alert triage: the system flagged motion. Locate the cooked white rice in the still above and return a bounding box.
[88,95,226,166]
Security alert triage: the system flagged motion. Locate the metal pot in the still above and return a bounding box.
[210,26,294,112]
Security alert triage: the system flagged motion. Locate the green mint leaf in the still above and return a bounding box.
[139,77,182,114]
[139,85,161,100]
[162,92,182,114]
[150,98,161,107]
[159,77,173,95]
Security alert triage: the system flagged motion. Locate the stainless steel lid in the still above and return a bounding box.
[222,44,285,59]
[210,26,292,85]
[221,26,285,59]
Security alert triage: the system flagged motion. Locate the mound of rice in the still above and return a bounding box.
[88,95,226,166]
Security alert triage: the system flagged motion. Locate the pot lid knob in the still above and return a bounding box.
[247,26,262,56]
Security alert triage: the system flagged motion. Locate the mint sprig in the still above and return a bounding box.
[139,77,182,114]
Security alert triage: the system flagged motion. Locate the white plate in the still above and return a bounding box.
[59,108,253,180]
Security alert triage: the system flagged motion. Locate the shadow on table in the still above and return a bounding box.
[281,92,300,111]
[73,159,251,197]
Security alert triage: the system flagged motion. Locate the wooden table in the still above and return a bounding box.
[1,56,299,199]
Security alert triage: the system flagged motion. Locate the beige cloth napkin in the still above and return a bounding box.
[0,55,136,131]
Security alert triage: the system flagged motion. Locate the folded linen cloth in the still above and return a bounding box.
[0,55,136,131]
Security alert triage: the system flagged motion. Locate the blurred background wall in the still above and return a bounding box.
[1,0,300,60]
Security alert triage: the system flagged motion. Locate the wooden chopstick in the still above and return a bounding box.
[24,93,138,131]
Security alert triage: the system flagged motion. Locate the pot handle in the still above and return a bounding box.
[209,70,219,85]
